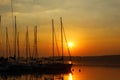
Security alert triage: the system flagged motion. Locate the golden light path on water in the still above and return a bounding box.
[69,73,73,80]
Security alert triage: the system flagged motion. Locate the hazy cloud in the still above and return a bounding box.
[1,0,120,30]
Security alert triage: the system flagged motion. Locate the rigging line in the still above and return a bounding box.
[54,30,60,57]
[62,26,72,61]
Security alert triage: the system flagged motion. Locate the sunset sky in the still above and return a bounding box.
[0,0,120,57]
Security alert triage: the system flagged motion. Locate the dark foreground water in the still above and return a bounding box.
[0,65,120,80]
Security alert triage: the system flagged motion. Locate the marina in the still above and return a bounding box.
[0,15,72,74]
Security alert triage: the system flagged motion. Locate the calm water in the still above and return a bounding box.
[0,65,120,80]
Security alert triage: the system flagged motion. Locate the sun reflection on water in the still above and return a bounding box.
[69,73,73,80]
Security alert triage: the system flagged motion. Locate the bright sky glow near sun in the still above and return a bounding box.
[68,42,73,48]
[0,0,120,57]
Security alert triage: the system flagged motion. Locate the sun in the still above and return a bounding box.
[68,42,73,48]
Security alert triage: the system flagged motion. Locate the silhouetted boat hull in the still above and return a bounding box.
[32,63,72,73]
[0,62,72,74]
[6,63,32,72]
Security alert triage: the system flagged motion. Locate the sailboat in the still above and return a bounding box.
[33,18,73,73]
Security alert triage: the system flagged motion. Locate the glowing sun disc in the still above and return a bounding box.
[68,42,73,48]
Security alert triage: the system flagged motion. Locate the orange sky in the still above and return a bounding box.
[0,0,120,57]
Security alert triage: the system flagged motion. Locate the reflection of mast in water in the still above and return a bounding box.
[44,74,64,80]
[44,75,54,80]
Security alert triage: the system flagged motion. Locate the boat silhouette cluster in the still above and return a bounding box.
[0,16,72,74]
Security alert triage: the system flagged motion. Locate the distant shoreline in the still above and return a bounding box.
[73,62,120,68]
[1,55,120,68]
[69,55,120,67]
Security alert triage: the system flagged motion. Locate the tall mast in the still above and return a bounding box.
[17,32,20,60]
[11,0,16,59]
[60,17,64,63]
[34,26,38,59]
[52,19,55,62]
[26,27,28,62]
[14,16,17,59]
[26,27,31,59]
[0,15,1,57]
[6,27,9,58]
[0,16,1,28]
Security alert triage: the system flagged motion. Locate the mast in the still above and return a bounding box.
[8,41,11,58]
[52,19,55,62]
[0,15,1,57]
[55,31,60,57]
[28,40,31,59]
[14,16,17,59]
[6,27,9,58]
[17,32,20,60]
[60,17,64,63]
[0,16,1,28]
[11,0,16,59]
[34,26,38,59]
[26,27,28,62]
